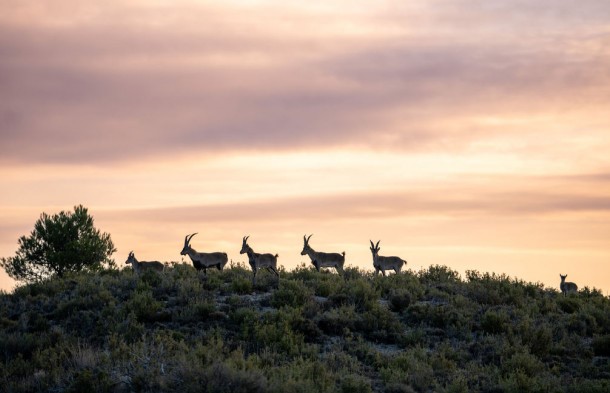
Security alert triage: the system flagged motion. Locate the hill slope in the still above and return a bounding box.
[1,263,609,392]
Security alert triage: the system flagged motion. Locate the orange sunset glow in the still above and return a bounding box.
[1,1,609,293]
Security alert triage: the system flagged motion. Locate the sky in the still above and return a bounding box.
[1,0,609,293]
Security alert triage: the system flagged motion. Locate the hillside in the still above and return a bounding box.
[1,263,609,393]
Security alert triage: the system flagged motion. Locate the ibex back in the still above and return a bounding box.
[369,240,406,276]
[301,234,345,275]
[181,233,228,275]
[240,236,279,285]
[125,251,164,275]
[560,274,578,296]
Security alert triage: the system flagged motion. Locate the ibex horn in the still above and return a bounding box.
[185,233,198,244]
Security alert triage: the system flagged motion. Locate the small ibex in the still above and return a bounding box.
[180,233,228,275]
[301,234,345,275]
[560,274,578,296]
[239,236,279,284]
[125,251,164,274]
[369,240,406,276]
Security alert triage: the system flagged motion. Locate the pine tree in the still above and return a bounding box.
[0,205,116,283]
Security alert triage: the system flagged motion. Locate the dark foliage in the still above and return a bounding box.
[0,205,116,283]
[0,264,608,392]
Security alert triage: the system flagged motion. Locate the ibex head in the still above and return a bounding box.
[125,251,135,264]
[301,234,313,255]
[181,233,198,255]
[560,274,567,282]
[369,240,381,256]
[240,236,251,254]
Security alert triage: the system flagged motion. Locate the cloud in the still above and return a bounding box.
[98,186,610,228]
[1,1,609,164]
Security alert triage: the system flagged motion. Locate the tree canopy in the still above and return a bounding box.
[0,205,116,283]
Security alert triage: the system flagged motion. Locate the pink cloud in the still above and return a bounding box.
[1,1,609,164]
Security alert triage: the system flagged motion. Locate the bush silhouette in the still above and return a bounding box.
[0,263,609,392]
[0,205,116,283]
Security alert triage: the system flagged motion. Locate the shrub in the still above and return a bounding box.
[357,304,403,343]
[420,265,460,284]
[1,205,116,283]
[327,293,350,308]
[211,362,269,393]
[592,334,610,356]
[557,297,580,314]
[230,307,259,329]
[290,315,322,343]
[313,279,335,298]
[342,278,379,311]
[340,374,372,393]
[271,279,312,309]
[288,263,320,282]
[231,277,254,295]
[0,332,44,360]
[342,266,366,281]
[373,271,424,301]
[253,312,306,356]
[481,309,509,334]
[317,306,357,336]
[568,379,610,393]
[388,289,412,313]
[567,311,597,336]
[125,290,163,323]
[384,383,416,393]
[381,349,435,392]
[525,325,553,356]
[175,299,216,323]
[66,369,112,393]
[406,301,467,333]
[140,269,163,287]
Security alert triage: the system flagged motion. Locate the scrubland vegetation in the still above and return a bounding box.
[1,263,609,392]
